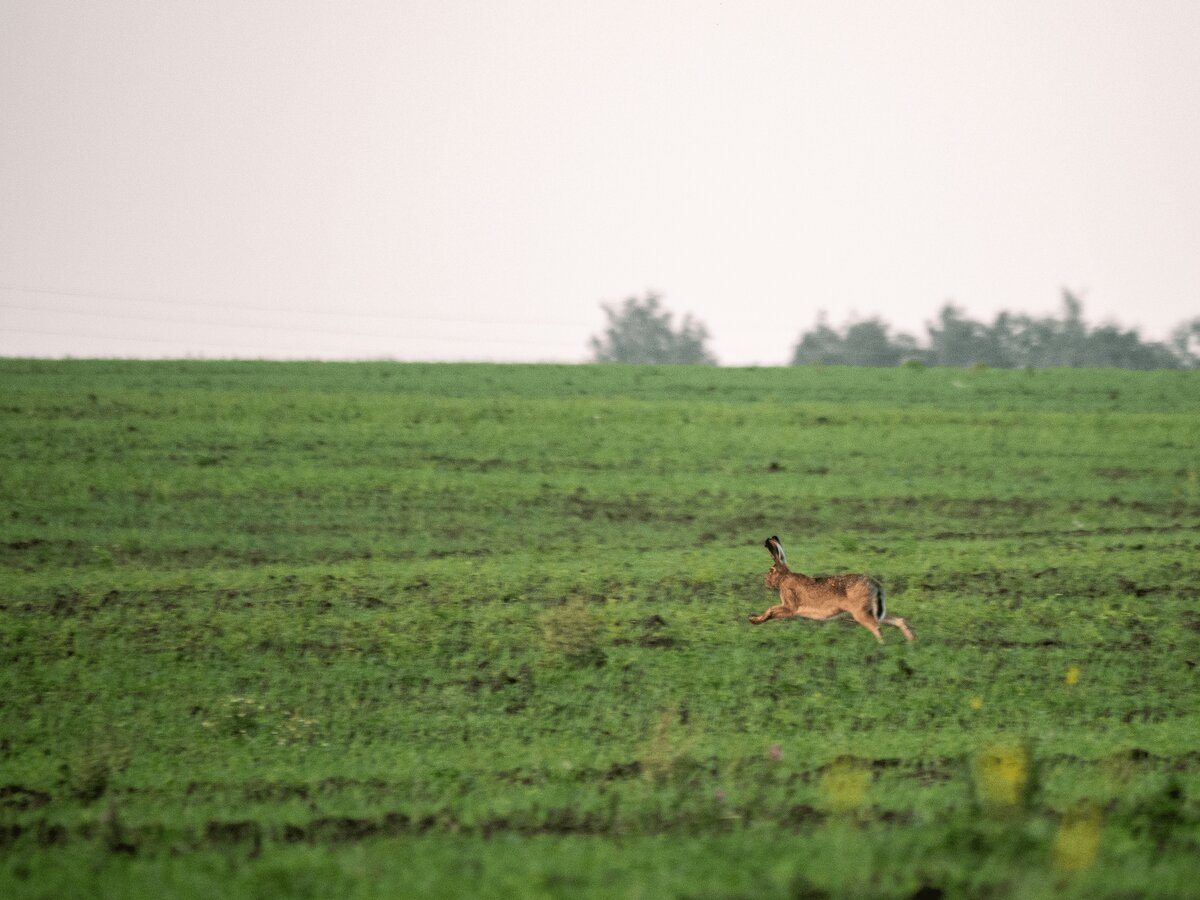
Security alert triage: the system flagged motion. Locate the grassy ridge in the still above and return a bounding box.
[2,360,1199,898]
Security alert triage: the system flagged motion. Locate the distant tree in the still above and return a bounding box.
[926,303,1009,367]
[790,313,850,365]
[985,311,1025,366]
[997,291,1180,369]
[1170,318,1200,368]
[1056,290,1089,366]
[1084,323,1179,369]
[842,319,913,366]
[791,314,918,366]
[787,290,1191,370]
[988,311,1052,367]
[589,293,717,365]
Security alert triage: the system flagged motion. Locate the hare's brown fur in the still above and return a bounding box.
[750,536,914,643]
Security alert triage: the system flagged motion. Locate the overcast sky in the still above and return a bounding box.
[2,1,1198,364]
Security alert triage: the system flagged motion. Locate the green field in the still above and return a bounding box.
[2,359,1199,898]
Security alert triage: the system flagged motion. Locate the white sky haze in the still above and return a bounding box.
[2,1,1199,364]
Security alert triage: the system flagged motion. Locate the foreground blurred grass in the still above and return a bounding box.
[1,360,1199,898]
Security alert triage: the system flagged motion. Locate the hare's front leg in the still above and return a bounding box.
[749,604,794,625]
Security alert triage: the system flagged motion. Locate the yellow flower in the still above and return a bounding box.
[972,739,1032,815]
[1065,666,1080,686]
[821,756,869,813]
[969,696,984,710]
[1053,804,1101,872]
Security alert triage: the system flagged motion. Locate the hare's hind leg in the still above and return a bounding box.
[882,615,914,641]
[848,607,885,643]
[749,604,793,625]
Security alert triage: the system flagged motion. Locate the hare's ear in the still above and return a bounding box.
[765,536,787,566]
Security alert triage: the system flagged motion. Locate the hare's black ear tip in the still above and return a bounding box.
[765,536,786,564]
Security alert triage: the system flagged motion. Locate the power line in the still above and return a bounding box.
[1,323,586,361]
[0,320,587,352]
[0,282,595,330]
[2,324,284,352]
[0,300,582,347]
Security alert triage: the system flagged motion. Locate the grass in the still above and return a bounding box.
[1,359,1199,897]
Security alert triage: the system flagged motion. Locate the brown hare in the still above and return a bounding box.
[749,535,914,642]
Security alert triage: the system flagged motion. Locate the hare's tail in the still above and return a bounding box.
[871,581,886,622]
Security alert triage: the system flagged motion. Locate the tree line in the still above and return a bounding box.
[589,291,1200,369]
